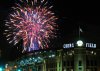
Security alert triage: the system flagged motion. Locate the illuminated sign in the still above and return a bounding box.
[63,43,96,48]
[86,43,96,48]
[63,43,74,48]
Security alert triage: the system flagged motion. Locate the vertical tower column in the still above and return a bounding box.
[42,60,46,71]
[57,50,62,71]
[74,48,86,71]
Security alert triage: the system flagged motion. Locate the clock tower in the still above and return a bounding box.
[74,40,86,71]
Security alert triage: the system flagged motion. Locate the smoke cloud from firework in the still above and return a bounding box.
[4,0,57,52]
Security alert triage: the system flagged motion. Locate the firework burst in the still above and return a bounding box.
[4,0,57,52]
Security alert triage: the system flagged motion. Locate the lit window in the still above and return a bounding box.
[72,43,74,47]
[94,44,96,48]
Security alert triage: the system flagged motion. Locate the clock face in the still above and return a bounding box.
[76,40,83,47]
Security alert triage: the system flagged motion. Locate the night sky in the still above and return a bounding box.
[0,0,100,65]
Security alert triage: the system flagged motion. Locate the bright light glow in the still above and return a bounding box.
[76,40,83,47]
[5,0,57,52]
[18,69,21,71]
[69,53,72,56]
[49,55,52,58]
[34,59,37,62]
[51,54,55,57]
[91,51,94,54]
[49,54,55,58]
[38,57,41,59]
[5,64,8,68]
[94,52,96,55]
[0,68,2,71]
[20,57,44,66]
[14,65,17,68]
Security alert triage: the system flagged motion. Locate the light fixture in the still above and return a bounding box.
[76,40,83,47]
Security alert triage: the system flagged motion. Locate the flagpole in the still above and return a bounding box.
[79,26,80,39]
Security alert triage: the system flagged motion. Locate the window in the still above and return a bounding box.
[71,61,74,66]
[67,61,70,66]
[67,68,70,71]
[79,60,82,66]
[86,60,89,66]
[79,67,82,71]
[94,60,97,66]
[91,60,93,66]
[63,61,66,66]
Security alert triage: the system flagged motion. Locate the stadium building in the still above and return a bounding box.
[6,39,100,71]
